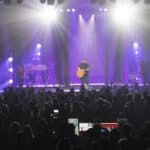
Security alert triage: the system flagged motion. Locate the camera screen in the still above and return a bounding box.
[53,109,59,113]
[68,118,79,135]
[79,123,94,132]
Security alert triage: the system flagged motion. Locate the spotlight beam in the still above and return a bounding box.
[112,2,137,27]
[38,6,59,23]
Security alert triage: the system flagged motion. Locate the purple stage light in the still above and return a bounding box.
[37,43,42,49]
[133,42,139,49]
[99,8,103,12]
[59,8,63,12]
[136,77,139,81]
[72,8,76,12]
[8,68,13,73]
[104,8,108,12]
[8,57,13,62]
[135,50,139,55]
[8,79,13,84]
[66,8,71,12]
[36,52,41,56]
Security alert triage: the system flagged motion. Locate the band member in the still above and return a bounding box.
[77,59,90,86]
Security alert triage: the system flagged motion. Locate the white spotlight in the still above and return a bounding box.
[104,8,108,12]
[112,3,137,26]
[135,50,139,55]
[59,8,63,12]
[91,14,95,21]
[38,6,58,23]
[8,57,13,62]
[37,43,42,49]
[8,79,14,84]
[72,8,76,12]
[99,8,103,12]
[133,42,139,49]
[36,52,41,56]
[66,8,71,12]
[79,14,83,20]
[9,68,14,73]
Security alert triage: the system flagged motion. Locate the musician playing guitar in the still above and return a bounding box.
[77,59,90,86]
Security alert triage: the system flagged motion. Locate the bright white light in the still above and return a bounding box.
[9,68,13,73]
[8,79,14,84]
[37,43,42,49]
[66,8,71,12]
[104,8,108,12]
[38,6,58,23]
[72,8,76,12]
[112,3,137,26]
[133,42,139,49]
[91,14,95,21]
[136,77,139,81]
[59,9,63,12]
[99,8,103,12]
[36,52,41,56]
[135,50,139,55]
[8,57,13,62]
[79,14,84,22]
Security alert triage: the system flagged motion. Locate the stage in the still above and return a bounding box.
[0,1,150,92]
[0,82,148,93]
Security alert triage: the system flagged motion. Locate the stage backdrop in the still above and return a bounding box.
[0,1,150,85]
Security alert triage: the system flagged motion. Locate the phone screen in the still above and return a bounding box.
[100,123,119,131]
[68,118,79,135]
[79,123,94,132]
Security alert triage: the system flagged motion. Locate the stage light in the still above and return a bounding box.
[17,0,23,4]
[57,0,64,4]
[99,8,103,12]
[37,43,42,49]
[72,8,76,12]
[133,42,139,49]
[59,8,63,12]
[8,57,13,62]
[144,0,150,4]
[40,0,46,3]
[112,3,137,26]
[47,0,55,5]
[133,0,140,3]
[36,52,41,56]
[8,67,13,73]
[91,0,97,3]
[4,0,11,4]
[98,0,106,5]
[79,14,83,20]
[135,50,139,55]
[8,79,13,84]
[66,8,71,12]
[91,14,95,20]
[38,6,58,23]
[104,8,108,12]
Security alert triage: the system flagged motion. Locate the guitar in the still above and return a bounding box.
[76,68,86,78]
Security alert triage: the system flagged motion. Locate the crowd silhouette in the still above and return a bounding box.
[0,84,150,150]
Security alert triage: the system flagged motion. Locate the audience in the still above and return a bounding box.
[0,84,150,150]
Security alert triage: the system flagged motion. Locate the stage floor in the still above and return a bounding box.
[0,82,148,93]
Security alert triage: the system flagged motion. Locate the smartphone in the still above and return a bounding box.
[53,109,59,114]
[100,123,119,131]
[79,123,94,132]
[68,118,79,135]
